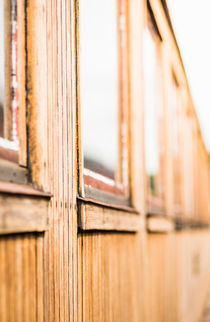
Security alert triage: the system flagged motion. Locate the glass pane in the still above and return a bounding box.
[0,0,4,137]
[144,27,164,208]
[80,0,119,180]
[0,0,19,146]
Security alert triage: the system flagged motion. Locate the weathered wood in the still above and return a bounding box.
[0,159,28,184]
[78,231,147,322]
[128,0,146,214]
[79,202,143,232]
[26,0,48,191]
[0,1,209,322]
[0,195,49,234]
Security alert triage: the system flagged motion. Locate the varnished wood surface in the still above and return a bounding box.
[0,194,49,234]
[78,231,147,322]
[79,202,143,232]
[0,233,44,322]
[0,0,209,322]
[147,215,174,233]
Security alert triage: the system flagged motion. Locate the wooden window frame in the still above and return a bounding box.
[170,68,184,218]
[77,0,131,209]
[145,2,166,217]
[0,0,27,184]
[76,0,145,231]
[0,0,50,235]
[146,0,210,232]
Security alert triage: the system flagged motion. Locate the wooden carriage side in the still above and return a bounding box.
[0,0,209,321]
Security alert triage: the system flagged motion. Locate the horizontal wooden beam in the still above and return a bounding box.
[174,218,209,231]
[0,194,49,235]
[78,202,143,232]
[147,215,174,233]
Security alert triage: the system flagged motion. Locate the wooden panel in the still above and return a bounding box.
[146,230,210,322]
[147,233,178,322]
[1,0,78,319]
[0,1,209,322]
[175,231,210,322]
[79,202,143,232]
[78,231,147,322]
[42,0,78,320]
[147,215,174,233]
[129,0,145,213]
[0,194,49,234]
[0,233,44,322]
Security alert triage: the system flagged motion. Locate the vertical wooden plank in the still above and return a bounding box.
[14,237,23,322]
[78,232,146,322]
[28,235,36,322]
[36,234,44,322]
[0,238,7,322]
[22,235,30,321]
[61,0,70,320]
[26,0,48,191]
[129,0,146,215]
[77,235,83,322]
[43,0,79,320]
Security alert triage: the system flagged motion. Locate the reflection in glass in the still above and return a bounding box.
[80,0,119,180]
[0,0,4,137]
[144,27,165,211]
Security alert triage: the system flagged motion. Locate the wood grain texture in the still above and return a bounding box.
[0,233,44,322]
[79,202,143,232]
[26,0,48,191]
[78,231,148,322]
[0,0,209,322]
[43,0,78,321]
[147,231,210,322]
[0,0,78,320]
[0,194,49,234]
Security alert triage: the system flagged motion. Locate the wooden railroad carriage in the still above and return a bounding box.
[0,0,209,321]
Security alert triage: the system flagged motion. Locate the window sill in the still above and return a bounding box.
[78,199,142,232]
[0,181,51,235]
[0,158,28,184]
[146,214,174,233]
[174,217,209,231]
[146,215,210,233]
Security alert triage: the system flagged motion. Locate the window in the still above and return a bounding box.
[0,0,49,234]
[0,0,27,184]
[0,0,19,158]
[78,0,129,207]
[171,73,182,216]
[143,10,165,215]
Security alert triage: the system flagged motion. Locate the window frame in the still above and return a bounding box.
[144,3,166,216]
[0,0,27,184]
[77,0,131,209]
[0,0,50,235]
[170,69,184,217]
[75,0,145,231]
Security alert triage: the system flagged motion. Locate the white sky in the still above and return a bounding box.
[167,0,210,152]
